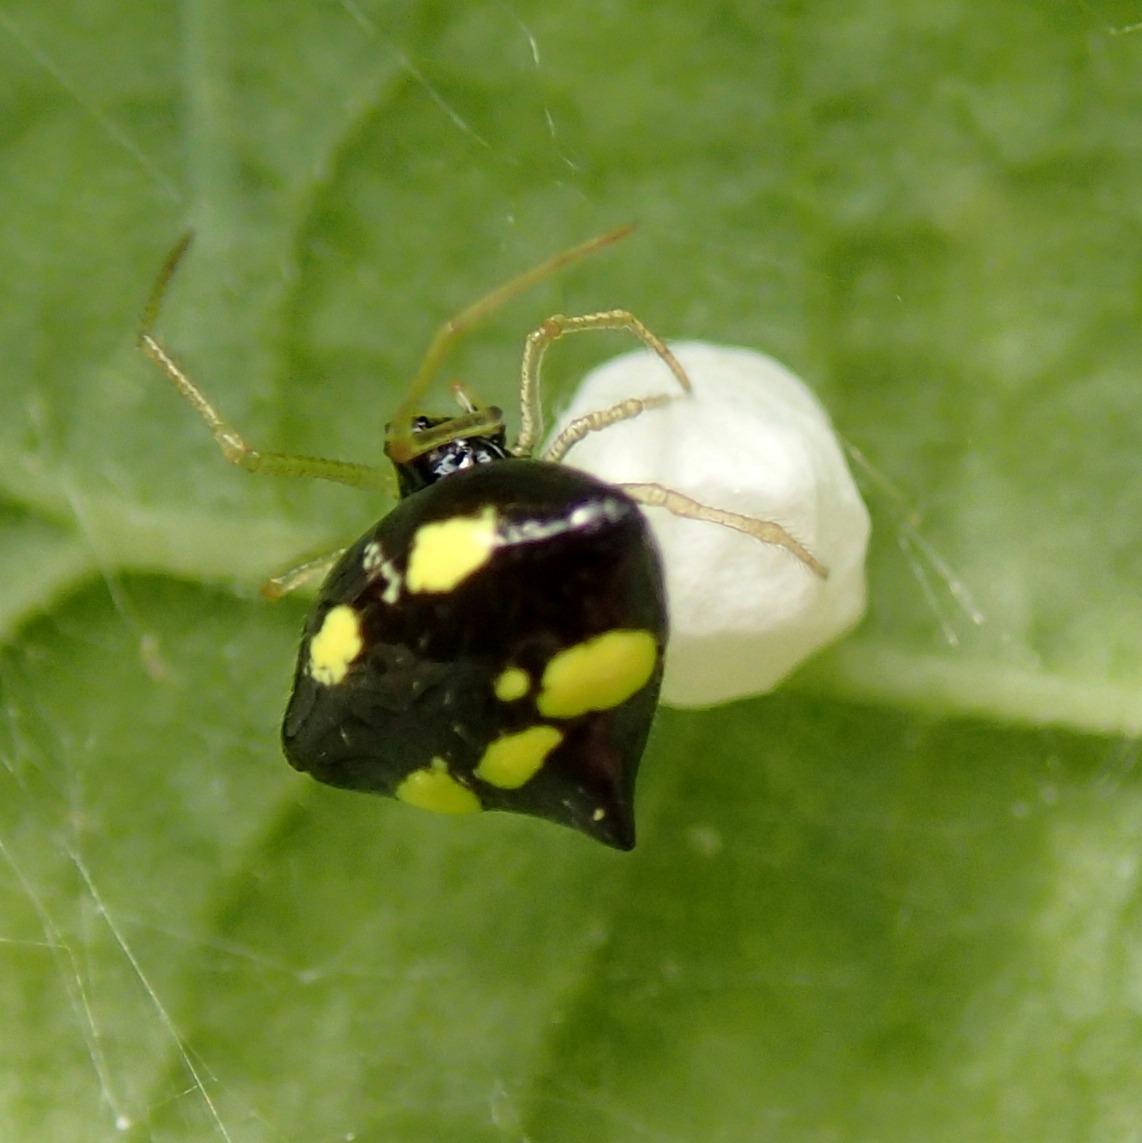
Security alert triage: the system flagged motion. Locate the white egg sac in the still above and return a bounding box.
[548,341,870,708]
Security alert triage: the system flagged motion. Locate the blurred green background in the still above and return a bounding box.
[1,1,1140,1139]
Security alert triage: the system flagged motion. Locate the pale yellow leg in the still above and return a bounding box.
[514,310,691,457]
[542,394,677,464]
[261,549,346,600]
[385,226,636,459]
[138,233,390,490]
[620,483,829,579]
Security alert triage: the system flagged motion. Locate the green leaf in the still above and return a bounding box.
[1,1,1140,1140]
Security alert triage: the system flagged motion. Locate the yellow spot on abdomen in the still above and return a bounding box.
[494,666,530,703]
[396,759,481,815]
[308,604,364,685]
[537,630,659,719]
[406,507,498,594]
[475,725,563,789]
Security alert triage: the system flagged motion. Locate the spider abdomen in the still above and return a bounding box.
[282,459,668,849]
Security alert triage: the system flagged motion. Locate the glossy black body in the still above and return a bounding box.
[394,415,511,497]
[282,457,667,849]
